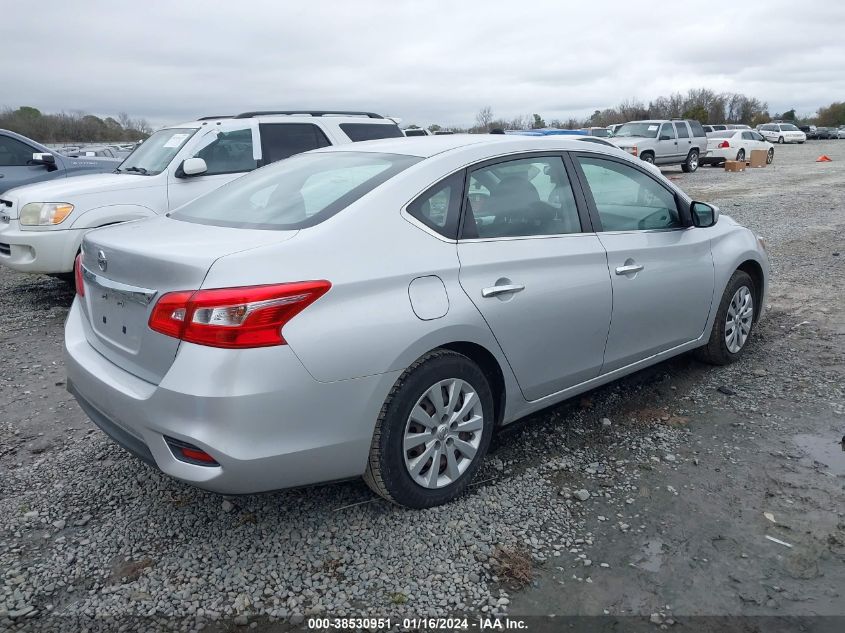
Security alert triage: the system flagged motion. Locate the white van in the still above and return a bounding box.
[0,111,402,275]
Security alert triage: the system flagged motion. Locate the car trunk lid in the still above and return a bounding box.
[79,217,296,384]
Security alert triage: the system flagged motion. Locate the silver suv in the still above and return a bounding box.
[609,119,708,172]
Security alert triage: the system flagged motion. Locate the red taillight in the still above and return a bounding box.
[74,253,85,296]
[148,281,331,349]
[717,140,731,148]
[180,447,217,464]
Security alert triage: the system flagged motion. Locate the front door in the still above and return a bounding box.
[457,154,612,401]
[654,122,678,164]
[573,153,716,373]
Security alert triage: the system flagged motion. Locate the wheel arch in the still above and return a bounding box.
[438,341,507,427]
[736,259,765,322]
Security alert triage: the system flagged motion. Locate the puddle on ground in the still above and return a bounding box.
[793,434,845,476]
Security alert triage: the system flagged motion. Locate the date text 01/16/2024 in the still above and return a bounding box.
[307,617,528,630]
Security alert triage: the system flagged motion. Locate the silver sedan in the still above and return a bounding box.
[65,135,769,508]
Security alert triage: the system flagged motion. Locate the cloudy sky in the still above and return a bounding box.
[4,0,844,129]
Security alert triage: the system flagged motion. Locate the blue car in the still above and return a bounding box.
[0,129,122,195]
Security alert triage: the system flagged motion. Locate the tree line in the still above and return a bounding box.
[0,106,152,143]
[407,89,845,133]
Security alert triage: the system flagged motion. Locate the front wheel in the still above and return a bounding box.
[766,148,774,164]
[778,136,785,144]
[681,149,699,173]
[640,152,655,164]
[364,350,494,508]
[695,270,756,365]
[736,149,746,162]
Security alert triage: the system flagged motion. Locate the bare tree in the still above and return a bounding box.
[475,106,494,131]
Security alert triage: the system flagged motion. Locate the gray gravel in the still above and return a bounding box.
[1,140,844,631]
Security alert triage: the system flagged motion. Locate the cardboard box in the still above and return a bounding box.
[724,160,746,172]
[749,149,768,168]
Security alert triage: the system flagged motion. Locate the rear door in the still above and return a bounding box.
[572,153,715,373]
[674,121,693,158]
[457,153,612,401]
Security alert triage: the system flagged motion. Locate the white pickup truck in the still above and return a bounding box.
[0,111,402,276]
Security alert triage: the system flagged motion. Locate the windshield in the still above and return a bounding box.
[781,124,800,132]
[614,122,659,138]
[117,128,196,175]
[171,151,421,230]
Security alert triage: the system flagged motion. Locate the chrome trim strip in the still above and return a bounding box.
[81,266,157,306]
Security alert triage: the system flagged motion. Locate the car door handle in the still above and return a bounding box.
[481,284,525,298]
[615,264,644,275]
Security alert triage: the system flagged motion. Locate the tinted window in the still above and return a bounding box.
[172,152,420,230]
[674,122,690,138]
[751,132,765,142]
[404,129,428,137]
[194,128,258,175]
[741,132,754,140]
[259,123,331,164]
[659,123,676,139]
[590,128,610,137]
[577,156,681,232]
[340,123,404,142]
[407,171,464,239]
[0,135,36,166]
[463,156,581,239]
[688,120,706,137]
[703,125,713,133]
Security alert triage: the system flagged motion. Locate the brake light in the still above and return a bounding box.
[74,253,85,297]
[718,141,731,148]
[148,281,331,349]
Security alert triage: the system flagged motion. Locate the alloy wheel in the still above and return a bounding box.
[403,378,484,489]
[724,286,754,353]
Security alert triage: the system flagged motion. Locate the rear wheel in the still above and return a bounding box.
[778,136,785,144]
[364,350,494,508]
[695,270,756,365]
[736,149,746,162]
[766,148,774,164]
[681,149,699,173]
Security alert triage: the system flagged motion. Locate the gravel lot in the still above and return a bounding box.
[1,140,843,632]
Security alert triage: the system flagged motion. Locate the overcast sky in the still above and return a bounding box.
[4,0,845,129]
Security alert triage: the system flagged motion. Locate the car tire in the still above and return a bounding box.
[695,270,756,366]
[778,136,785,144]
[736,149,745,162]
[363,349,494,508]
[681,149,699,173]
[766,148,774,164]
[640,152,655,164]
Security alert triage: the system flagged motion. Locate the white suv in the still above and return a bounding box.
[758,123,806,144]
[0,111,403,275]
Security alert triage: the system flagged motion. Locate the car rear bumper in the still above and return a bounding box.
[64,299,400,494]
[0,220,83,273]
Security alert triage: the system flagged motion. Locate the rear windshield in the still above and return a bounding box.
[709,131,736,138]
[340,123,404,142]
[171,152,420,230]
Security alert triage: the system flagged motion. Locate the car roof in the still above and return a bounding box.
[311,133,634,160]
[167,113,399,129]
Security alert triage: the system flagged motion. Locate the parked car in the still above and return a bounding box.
[797,125,817,139]
[703,124,728,134]
[702,130,774,166]
[65,134,769,508]
[813,127,838,140]
[578,127,611,137]
[0,111,403,276]
[758,123,806,144]
[403,128,431,137]
[607,123,624,135]
[67,145,121,159]
[0,130,121,195]
[837,127,845,139]
[608,119,708,171]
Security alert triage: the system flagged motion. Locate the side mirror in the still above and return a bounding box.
[691,201,719,228]
[659,135,672,141]
[177,157,208,178]
[30,153,57,171]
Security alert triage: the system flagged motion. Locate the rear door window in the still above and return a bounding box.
[674,122,690,138]
[688,120,706,137]
[339,123,404,142]
[259,123,331,164]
